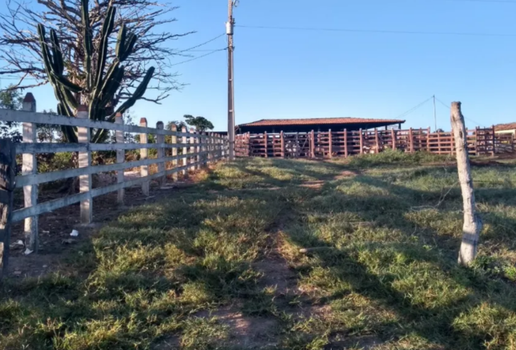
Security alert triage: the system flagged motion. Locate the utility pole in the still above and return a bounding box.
[433,95,437,131]
[227,0,236,160]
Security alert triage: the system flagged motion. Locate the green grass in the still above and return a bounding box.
[2,154,516,349]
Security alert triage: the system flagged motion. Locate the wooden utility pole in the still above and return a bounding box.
[451,102,483,266]
[227,0,237,160]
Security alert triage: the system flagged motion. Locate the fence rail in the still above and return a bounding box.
[235,127,513,158]
[0,95,229,271]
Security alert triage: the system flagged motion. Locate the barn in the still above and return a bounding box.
[236,117,405,134]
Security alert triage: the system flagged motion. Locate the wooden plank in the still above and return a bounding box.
[0,139,15,278]
[12,154,226,223]
[0,109,199,137]
[16,141,193,154]
[15,151,209,188]
[115,114,124,205]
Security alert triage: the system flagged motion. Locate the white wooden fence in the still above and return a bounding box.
[0,93,229,254]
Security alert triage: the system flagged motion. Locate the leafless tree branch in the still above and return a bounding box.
[0,0,191,105]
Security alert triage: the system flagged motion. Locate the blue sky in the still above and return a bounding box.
[3,0,516,131]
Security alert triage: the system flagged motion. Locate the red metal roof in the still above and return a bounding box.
[239,117,405,127]
[495,122,516,131]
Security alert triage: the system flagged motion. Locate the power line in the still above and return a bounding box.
[236,24,516,37]
[396,96,434,119]
[435,97,486,126]
[177,33,226,53]
[169,48,227,67]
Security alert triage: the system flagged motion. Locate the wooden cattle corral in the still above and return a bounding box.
[0,94,229,276]
[235,126,513,158]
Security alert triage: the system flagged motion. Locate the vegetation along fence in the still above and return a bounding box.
[0,94,228,275]
[235,127,514,158]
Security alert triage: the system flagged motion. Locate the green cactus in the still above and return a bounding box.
[38,0,155,143]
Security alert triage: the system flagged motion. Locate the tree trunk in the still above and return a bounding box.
[451,101,483,265]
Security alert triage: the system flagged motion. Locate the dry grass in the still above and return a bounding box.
[2,153,516,349]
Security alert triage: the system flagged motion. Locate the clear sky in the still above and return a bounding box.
[2,0,516,131]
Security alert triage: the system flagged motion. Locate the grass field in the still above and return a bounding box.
[1,151,516,349]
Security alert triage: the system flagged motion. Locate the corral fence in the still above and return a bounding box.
[235,127,514,158]
[0,94,228,276]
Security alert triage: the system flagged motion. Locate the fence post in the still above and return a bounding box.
[344,129,348,157]
[182,126,188,177]
[437,130,441,154]
[475,127,479,156]
[374,128,379,153]
[0,139,15,278]
[427,127,431,152]
[264,132,268,158]
[156,121,165,187]
[189,128,196,172]
[280,131,285,158]
[115,114,125,205]
[247,132,251,157]
[217,134,220,160]
[451,102,483,266]
[139,118,150,196]
[359,129,363,154]
[311,130,315,158]
[328,129,332,158]
[391,129,396,150]
[22,93,38,253]
[492,125,496,156]
[78,106,92,224]
[197,132,201,169]
[409,127,414,153]
[200,132,206,166]
[207,133,212,163]
[419,128,423,151]
[171,123,178,181]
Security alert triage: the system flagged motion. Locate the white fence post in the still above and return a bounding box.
[140,118,149,196]
[22,93,38,252]
[171,123,178,181]
[115,114,124,205]
[196,132,201,170]
[201,132,206,166]
[182,126,187,177]
[77,105,92,225]
[156,121,165,187]
[206,132,213,164]
[189,128,196,172]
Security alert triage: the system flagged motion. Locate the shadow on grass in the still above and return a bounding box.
[276,169,516,349]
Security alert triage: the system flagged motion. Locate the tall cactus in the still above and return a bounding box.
[38,0,154,143]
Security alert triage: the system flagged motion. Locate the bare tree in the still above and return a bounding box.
[0,0,191,102]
